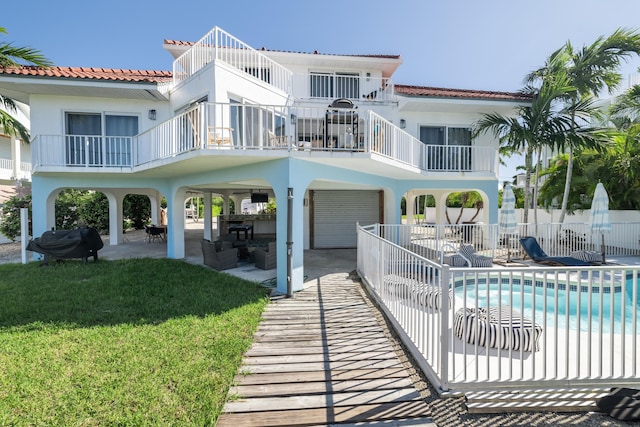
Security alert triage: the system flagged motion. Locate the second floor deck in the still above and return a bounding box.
[31,102,498,177]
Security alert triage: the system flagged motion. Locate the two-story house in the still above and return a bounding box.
[0,26,529,293]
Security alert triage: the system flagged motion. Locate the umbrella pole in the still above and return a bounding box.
[507,233,511,262]
[601,233,606,265]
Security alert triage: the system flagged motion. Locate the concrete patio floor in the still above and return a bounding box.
[98,220,357,286]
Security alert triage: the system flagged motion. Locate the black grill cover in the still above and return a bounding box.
[27,227,104,261]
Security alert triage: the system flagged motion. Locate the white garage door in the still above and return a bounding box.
[313,190,380,248]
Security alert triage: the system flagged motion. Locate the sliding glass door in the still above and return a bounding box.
[66,113,138,166]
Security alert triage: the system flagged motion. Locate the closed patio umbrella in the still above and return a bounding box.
[590,182,611,264]
[500,184,518,262]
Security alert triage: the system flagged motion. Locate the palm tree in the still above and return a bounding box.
[473,73,580,223]
[0,27,51,141]
[526,28,640,224]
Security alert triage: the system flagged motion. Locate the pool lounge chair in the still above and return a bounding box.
[519,236,590,266]
[442,243,493,267]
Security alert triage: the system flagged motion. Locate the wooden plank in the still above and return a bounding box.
[253,330,386,342]
[245,341,394,356]
[245,337,392,353]
[261,311,374,319]
[223,388,422,413]
[233,367,413,385]
[241,358,402,374]
[216,401,432,427]
[230,377,414,398]
[255,325,383,334]
[257,320,382,329]
[243,350,398,365]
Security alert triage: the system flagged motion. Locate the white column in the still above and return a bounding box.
[105,192,124,245]
[167,188,186,259]
[11,136,20,179]
[203,192,212,241]
[405,190,417,225]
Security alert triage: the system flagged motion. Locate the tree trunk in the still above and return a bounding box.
[522,147,533,224]
[454,192,469,224]
[533,147,542,234]
[558,148,573,224]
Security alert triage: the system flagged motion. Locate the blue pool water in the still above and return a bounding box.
[454,278,640,334]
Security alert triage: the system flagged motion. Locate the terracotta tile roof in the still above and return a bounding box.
[395,84,532,101]
[164,39,194,47]
[0,66,172,83]
[163,39,401,59]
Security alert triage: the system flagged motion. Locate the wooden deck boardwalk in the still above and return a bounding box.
[216,273,435,427]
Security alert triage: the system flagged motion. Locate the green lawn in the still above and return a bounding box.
[0,258,270,426]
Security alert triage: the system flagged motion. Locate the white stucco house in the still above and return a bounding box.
[0,26,529,293]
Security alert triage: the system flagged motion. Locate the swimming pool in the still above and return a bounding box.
[453,277,640,334]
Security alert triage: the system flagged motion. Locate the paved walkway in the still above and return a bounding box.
[216,273,436,426]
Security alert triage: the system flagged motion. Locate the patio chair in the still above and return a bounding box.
[201,239,238,271]
[207,126,234,148]
[254,241,276,270]
[519,236,590,266]
[442,243,493,268]
[144,224,165,243]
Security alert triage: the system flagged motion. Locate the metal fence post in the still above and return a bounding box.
[440,264,450,391]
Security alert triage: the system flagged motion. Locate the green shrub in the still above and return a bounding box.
[123,194,151,229]
[78,191,109,233]
[0,194,32,241]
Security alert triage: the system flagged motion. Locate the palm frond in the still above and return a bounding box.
[0,43,52,67]
[0,109,30,142]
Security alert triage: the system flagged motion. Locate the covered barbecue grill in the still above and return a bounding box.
[27,227,104,264]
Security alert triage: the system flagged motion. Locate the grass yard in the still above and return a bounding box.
[0,258,270,426]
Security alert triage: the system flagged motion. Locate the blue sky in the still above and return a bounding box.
[4,0,640,180]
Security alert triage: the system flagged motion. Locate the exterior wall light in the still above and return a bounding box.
[148,109,157,120]
[400,119,406,129]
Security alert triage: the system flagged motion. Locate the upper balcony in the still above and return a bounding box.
[31,102,497,177]
[171,27,293,94]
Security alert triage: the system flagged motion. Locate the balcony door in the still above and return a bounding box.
[66,113,138,167]
[231,101,287,148]
[419,126,471,171]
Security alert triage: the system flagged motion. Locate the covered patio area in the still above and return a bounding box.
[97,220,357,286]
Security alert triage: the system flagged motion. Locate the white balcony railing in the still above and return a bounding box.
[292,73,395,103]
[358,223,640,394]
[33,135,134,168]
[0,157,31,181]
[172,27,292,93]
[32,103,497,175]
[0,158,11,171]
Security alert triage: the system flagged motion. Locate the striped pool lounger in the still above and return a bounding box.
[570,250,602,263]
[453,306,542,352]
[444,244,493,268]
[383,275,452,310]
[415,284,453,310]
